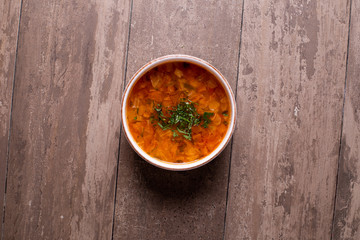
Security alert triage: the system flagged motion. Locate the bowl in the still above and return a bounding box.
[121,54,236,171]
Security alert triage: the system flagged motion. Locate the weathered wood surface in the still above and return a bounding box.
[2,0,358,239]
[333,0,360,239]
[224,0,350,239]
[113,0,243,239]
[0,0,21,233]
[3,0,131,239]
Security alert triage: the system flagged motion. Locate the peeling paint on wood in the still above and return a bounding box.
[113,0,243,239]
[3,0,130,239]
[0,0,22,235]
[224,0,350,239]
[333,0,360,238]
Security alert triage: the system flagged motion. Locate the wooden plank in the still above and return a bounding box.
[225,0,350,239]
[3,0,130,239]
[332,0,360,238]
[0,0,22,235]
[113,0,243,239]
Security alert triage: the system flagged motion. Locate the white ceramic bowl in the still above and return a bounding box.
[121,55,236,171]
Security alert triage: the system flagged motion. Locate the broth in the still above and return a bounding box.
[126,62,230,163]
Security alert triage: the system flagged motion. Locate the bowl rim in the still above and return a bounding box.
[121,54,236,171]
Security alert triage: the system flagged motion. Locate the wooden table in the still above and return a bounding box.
[1,0,359,239]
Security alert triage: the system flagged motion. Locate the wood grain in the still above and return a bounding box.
[113,0,243,239]
[332,0,360,239]
[0,0,22,234]
[3,0,130,239]
[224,0,350,239]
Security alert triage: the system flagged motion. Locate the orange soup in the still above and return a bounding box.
[126,62,230,163]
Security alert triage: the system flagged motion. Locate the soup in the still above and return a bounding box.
[126,62,230,163]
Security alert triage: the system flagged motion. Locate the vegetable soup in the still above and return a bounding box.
[126,62,230,163]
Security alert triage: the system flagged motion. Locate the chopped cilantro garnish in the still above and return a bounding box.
[183,135,192,140]
[172,130,178,137]
[157,122,169,130]
[153,99,213,140]
[202,112,214,128]
[150,114,155,123]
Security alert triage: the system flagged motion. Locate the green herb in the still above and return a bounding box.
[154,104,163,115]
[183,135,192,140]
[222,111,229,116]
[202,112,214,128]
[158,122,169,130]
[172,130,178,138]
[150,114,155,123]
[134,116,137,120]
[176,127,191,140]
[153,99,213,140]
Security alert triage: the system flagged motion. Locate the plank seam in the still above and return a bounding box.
[330,0,352,239]
[111,0,133,239]
[1,1,24,239]
[222,0,245,239]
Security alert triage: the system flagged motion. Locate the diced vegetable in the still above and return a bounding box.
[174,68,183,78]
